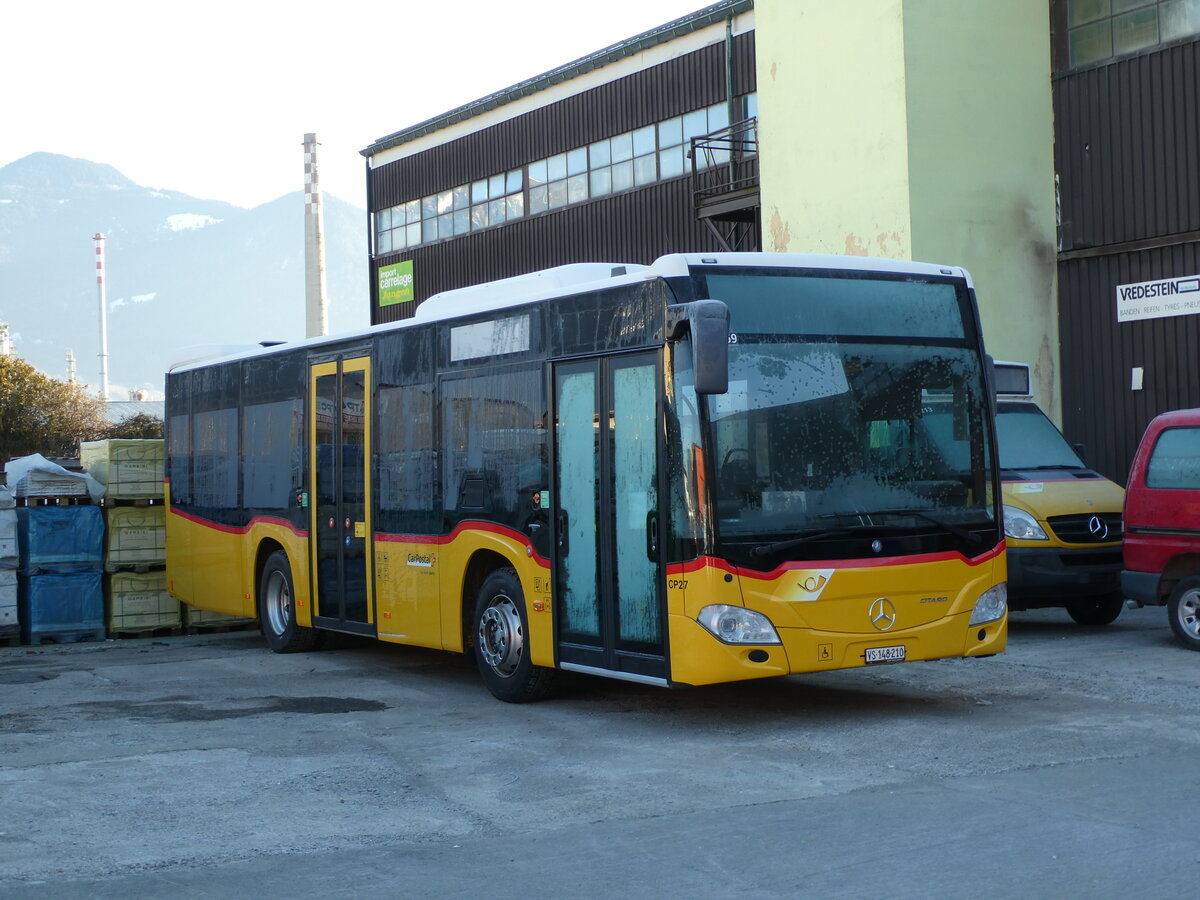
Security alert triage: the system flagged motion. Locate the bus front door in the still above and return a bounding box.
[552,352,667,683]
[309,356,374,634]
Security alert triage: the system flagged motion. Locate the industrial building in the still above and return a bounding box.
[361,0,1200,482]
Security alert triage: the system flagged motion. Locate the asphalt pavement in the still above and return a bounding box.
[1,604,1196,898]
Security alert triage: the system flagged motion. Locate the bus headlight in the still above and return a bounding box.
[697,605,782,644]
[970,583,1007,626]
[1003,505,1048,540]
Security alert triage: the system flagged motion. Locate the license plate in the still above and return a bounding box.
[865,645,906,664]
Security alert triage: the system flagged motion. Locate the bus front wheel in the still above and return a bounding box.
[473,568,555,703]
[259,550,319,653]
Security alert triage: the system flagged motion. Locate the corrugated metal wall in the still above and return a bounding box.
[1058,245,1200,482]
[1054,37,1200,482]
[1055,41,1200,251]
[369,31,756,323]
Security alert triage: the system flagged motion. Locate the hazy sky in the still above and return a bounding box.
[1,0,711,210]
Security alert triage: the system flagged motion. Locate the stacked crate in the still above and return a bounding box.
[80,439,181,636]
[15,504,106,644]
[0,486,17,643]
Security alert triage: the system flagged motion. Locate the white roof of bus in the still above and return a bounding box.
[168,252,974,373]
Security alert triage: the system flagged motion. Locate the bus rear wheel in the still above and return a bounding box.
[1066,592,1124,627]
[259,550,319,653]
[473,568,555,703]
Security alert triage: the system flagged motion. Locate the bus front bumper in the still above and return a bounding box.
[667,611,1006,687]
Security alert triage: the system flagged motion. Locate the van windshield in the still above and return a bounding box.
[994,402,1084,470]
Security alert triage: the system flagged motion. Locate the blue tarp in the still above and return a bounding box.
[16,505,104,574]
[18,571,104,643]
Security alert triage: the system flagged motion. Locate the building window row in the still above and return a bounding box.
[1068,0,1200,68]
[375,93,757,256]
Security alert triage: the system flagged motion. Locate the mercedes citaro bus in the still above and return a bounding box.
[165,253,1007,702]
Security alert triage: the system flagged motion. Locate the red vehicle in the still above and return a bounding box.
[1122,408,1200,650]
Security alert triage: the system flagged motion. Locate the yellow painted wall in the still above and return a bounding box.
[756,0,1061,418]
[756,0,913,259]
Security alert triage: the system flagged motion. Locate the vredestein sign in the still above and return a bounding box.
[378,260,414,307]
[1116,274,1200,323]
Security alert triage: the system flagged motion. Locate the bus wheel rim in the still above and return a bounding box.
[478,595,523,678]
[267,571,291,635]
[1179,589,1200,639]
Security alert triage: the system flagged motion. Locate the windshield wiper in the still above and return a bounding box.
[820,509,986,544]
[1001,464,1085,471]
[749,529,858,558]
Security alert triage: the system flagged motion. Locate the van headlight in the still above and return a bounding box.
[697,605,781,644]
[1003,505,1048,540]
[970,583,1008,625]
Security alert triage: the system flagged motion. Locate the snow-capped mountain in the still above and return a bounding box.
[0,152,369,396]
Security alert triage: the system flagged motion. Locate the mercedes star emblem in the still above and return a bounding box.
[869,597,898,631]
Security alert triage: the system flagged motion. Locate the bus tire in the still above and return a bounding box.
[1167,576,1200,651]
[473,567,555,703]
[1066,592,1124,627]
[259,550,319,653]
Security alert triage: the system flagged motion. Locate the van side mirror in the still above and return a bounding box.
[1072,442,1088,464]
[667,299,729,395]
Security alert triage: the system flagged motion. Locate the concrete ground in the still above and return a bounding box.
[1,604,1197,898]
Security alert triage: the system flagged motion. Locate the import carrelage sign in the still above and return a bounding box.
[378,260,414,307]
[1116,274,1200,323]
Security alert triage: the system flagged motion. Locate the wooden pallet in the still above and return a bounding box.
[99,497,162,508]
[187,621,257,635]
[109,626,184,640]
[106,563,167,575]
[22,627,107,645]
[14,495,94,508]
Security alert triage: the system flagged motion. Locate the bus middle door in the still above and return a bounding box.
[309,355,374,634]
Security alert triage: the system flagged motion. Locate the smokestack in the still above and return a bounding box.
[94,232,110,400]
[303,133,329,338]
[0,322,11,356]
[66,349,77,383]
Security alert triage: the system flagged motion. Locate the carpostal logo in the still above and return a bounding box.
[792,569,835,602]
[406,552,435,568]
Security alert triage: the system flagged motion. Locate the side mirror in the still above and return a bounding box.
[1072,442,1087,464]
[667,299,729,395]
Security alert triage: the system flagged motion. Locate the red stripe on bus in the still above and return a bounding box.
[169,507,309,538]
[376,520,550,567]
[666,543,1005,580]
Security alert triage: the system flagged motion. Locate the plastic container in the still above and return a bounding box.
[80,439,165,500]
[108,570,180,633]
[0,568,16,631]
[104,505,166,571]
[18,571,105,644]
[0,508,16,568]
[16,505,104,574]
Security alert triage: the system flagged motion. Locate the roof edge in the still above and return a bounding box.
[361,0,753,158]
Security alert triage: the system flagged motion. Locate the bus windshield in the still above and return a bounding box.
[693,268,995,555]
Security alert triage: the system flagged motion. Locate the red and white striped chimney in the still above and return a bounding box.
[303,133,329,338]
[94,232,109,400]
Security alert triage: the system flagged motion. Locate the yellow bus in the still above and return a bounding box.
[165,252,1007,702]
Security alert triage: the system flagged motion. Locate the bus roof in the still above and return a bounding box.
[168,252,975,373]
